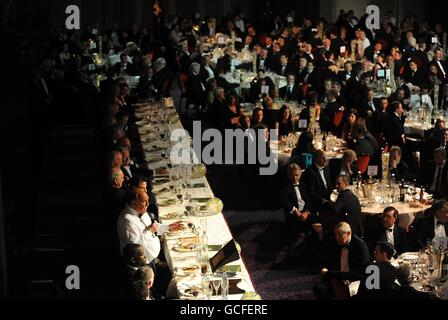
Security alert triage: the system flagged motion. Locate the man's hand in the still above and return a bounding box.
[168,222,184,232]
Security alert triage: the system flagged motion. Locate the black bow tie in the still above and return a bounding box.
[384,228,393,232]
[340,244,350,249]
[293,184,300,187]
[437,221,445,226]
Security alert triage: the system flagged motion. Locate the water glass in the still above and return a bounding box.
[221,272,229,299]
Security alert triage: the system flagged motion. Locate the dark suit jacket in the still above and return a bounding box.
[367,224,409,256]
[383,112,405,149]
[353,137,376,157]
[325,234,370,273]
[279,84,300,101]
[360,98,381,119]
[186,73,206,106]
[431,59,448,82]
[275,63,296,77]
[301,164,333,209]
[333,189,365,238]
[404,69,427,87]
[412,213,448,249]
[351,262,398,300]
[419,161,448,198]
[281,183,313,215]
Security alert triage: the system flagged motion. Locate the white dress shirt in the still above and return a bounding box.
[316,164,328,188]
[434,216,447,238]
[117,205,161,263]
[437,60,446,78]
[385,224,395,246]
[293,184,306,212]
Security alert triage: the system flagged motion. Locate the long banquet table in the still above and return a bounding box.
[133,99,257,300]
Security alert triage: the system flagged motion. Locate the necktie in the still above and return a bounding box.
[385,228,393,232]
[437,220,444,226]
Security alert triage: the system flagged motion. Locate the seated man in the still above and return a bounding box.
[275,164,315,266]
[392,264,440,300]
[120,243,148,299]
[129,175,159,221]
[332,175,365,239]
[349,242,398,300]
[117,190,179,297]
[107,167,127,217]
[419,148,448,200]
[388,146,410,181]
[132,266,155,300]
[412,200,448,250]
[366,207,408,257]
[301,150,333,212]
[313,222,370,300]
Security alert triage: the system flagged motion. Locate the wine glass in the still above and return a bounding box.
[211,278,221,296]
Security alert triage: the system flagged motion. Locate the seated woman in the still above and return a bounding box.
[341,108,358,142]
[290,131,316,170]
[276,105,295,140]
[219,94,242,129]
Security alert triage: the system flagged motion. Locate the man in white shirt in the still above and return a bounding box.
[117,190,179,264]
[413,200,448,249]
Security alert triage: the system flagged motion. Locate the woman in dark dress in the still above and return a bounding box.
[219,94,242,129]
[276,105,295,139]
[290,130,316,169]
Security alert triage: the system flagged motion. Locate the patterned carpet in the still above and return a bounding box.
[223,213,318,300]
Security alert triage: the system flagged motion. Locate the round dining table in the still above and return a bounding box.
[362,201,431,230]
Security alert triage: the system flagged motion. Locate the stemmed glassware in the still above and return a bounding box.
[211,277,221,297]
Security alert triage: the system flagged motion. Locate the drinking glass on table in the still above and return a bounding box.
[211,277,221,296]
[221,272,229,299]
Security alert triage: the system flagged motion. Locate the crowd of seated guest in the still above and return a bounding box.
[21,4,448,300]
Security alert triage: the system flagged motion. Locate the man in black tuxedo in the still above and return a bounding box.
[431,48,447,83]
[426,128,448,160]
[279,74,300,102]
[186,62,207,113]
[351,242,398,300]
[296,56,309,85]
[411,200,448,250]
[383,101,406,150]
[367,207,409,257]
[419,148,448,200]
[274,164,316,266]
[404,60,426,88]
[338,61,353,86]
[113,53,138,76]
[302,150,333,211]
[275,53,295,76]
[256,49,269,72]
[332,175,365,238]
[351,121,377,158]
[360,88,381,123]
[107,167,128,218]
[313,222,370,300]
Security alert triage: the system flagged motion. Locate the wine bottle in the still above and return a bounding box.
[442,254,448,281]
[399,179,406,202]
